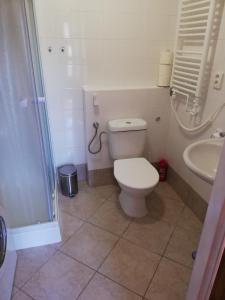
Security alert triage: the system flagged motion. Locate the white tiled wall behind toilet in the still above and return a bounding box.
[83,87,170,171]
[34,0,178,167]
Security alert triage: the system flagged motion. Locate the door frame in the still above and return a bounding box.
[187,139,225,299]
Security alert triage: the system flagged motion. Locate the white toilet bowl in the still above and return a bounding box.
[114,157,159,218]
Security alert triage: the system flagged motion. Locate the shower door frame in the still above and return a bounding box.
[24,0,56,221]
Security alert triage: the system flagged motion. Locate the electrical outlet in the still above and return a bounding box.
[213,72,224,90]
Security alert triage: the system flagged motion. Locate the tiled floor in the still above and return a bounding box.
[12,181,202,300]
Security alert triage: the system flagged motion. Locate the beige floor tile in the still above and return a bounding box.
[11,289,34,300]
[78,273,141,300]
[147,191,184,225]
[61,223,118,269]
[78,181,101,196]
[59,190,105,220]
[54,211,84,249]
[108,192,121,201]
[94,185,120,199]
[123,217,174,255]
[177,207,203,232]
[99,239,160,296]
[58,211,84,241]
[154,182,181,202]
[146,258,191,300]
[14,245,56,288]
[22,252,94,300]
[165,225,201,268]
[89,196,131,235]
[79,182,119,200]
[11,286,20,297]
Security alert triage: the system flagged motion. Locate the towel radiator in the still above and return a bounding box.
[171,0,224,116]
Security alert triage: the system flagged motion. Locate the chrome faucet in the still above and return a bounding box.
[210,128,225,138]
[220,131,225,138]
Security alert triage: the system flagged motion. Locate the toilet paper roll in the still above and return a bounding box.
[160,50,173,65]
[158,64,172,87]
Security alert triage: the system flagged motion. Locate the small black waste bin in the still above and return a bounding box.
[58,164,78,197]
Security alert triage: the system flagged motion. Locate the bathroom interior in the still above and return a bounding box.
[1,0,225,299]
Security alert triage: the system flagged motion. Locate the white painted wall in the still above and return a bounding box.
[166,8,225,203]
[84,87,170,171]
[34,0,178,167]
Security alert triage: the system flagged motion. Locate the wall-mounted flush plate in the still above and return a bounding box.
[213,72,224,90]
[93,93,99,108]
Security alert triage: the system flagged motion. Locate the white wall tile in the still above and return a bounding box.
[57,65,87,89]
[142,15,169,41]
[84,87,170,170]
[53,13,79,38]
[102,13,141,39]
[53,12,104,39]
[79,0,104,11]
[143,0,170,15]
[34,0,178,167]
[103,0,142,13]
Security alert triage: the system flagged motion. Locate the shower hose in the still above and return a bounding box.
[88,122,107,154]
[170,95,225,133]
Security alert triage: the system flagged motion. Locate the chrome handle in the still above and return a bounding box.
[0,216,7,268]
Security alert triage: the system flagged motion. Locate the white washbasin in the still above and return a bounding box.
[183,138,224,184]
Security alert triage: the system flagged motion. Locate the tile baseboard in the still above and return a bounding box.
[87,167,117,187]
[76,164,87,182]
[167,166,208,223]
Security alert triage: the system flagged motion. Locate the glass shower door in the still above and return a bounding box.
[25,0,56,219]
[0,0,55,228]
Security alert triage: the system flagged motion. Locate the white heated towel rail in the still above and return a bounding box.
[171,0,222,115]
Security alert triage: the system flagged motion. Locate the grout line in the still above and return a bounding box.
[162,219,178,257]
[70,184,119,299]
[84,219,123,238]
[59,196,107,222]
[96,272,144,298]
[54,219,86,250]
[15,288,36,300]
[85,193,119,222]
[58,207,86,222]
[95,235,161,298]
[15,182,196,299]
[57,248,97,273]
[143,255,163,298]
[121,236,164,258]
[58,231,121,299]
[142,207,183,299]
[142,220,176,298]
[162,255,193,270]
[20,183,193,299]
[66,219,120,240]
[60,185,185,260]
[17,247,58,291]
[76,270,97,300]
[120,217,134,236]
[59,184,118,222]
[98,240,120,270]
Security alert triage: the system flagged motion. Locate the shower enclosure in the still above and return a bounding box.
[0,0,56,228]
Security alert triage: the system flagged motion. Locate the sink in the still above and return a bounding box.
[183,138,224,184]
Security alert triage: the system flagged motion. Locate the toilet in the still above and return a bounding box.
[108,118,159,218]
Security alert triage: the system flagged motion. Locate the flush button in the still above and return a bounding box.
[126,121,132,124]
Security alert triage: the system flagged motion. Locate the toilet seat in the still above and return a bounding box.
[114,158,159,190]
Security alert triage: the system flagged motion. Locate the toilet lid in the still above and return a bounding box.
[114,158,159,189]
